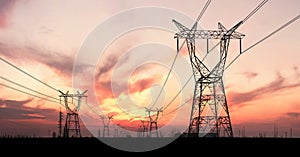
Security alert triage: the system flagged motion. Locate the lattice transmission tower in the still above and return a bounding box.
[145,107,163,137]
[173,19,244,137]
[141,120,149,137]
[100,115,113,137]
[59,90,87,138]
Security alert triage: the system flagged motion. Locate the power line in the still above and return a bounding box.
[0,58,94,115]
[153,0,212,110]
[84,102,101,117]
[0,75,81,108]
[0,58,101,124]
[162,74,193,111]
[225,14,300,70]
[0,82,94,120]
[164,97,192,116]
[150,52,179,109]
[197,0,269,61]
[243,0,268,23]
[0,57,58,92]
[0,83,60,104]
[196,0,212,22]
[161,40,215,111]
[162,40,217,111]
[162,0,285,113]
[0,57,85,107]
[0,75,59,101]
[164,14,300,115]
[0,82,98,121]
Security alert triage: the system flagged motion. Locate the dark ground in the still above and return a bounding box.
[1,137,299,154]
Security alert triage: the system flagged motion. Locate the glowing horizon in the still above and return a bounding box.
[0,0,300,137]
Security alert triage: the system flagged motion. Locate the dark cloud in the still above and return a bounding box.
[0,42,92,78]
[95,55,119,79]
[0,0,17,28]
[129,77,156,94]
[0,99,93,137]
[286,112,300,118]
[293,66,300,79]
[95,53,131,81]
[0,98,32,109]
[241,72,258,80]
[0,98,57,120]
[228,73,300,106]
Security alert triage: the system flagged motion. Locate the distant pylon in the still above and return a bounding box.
[98,128,101,139]
[141,120,149,137]
[100,115,113,137]
[137,125,143,137]
[145,107,163,137]
[113,124,119,137]
[59,90,88,138]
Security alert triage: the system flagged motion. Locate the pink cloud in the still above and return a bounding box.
[0,0,18,29]
[0,98,93,137]
[228,72,300,107]
[129,77,156,94]
[241,71,258,80]
[0,42,92,79]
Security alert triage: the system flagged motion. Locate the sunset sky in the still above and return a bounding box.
[0,0,300,138]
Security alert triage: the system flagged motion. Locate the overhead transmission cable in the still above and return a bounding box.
[0,83,60,104]
[161,0,270,112]
[198,0,269,62]
[0,75,60,101]
[225,14,300,70]
[150,0,212,109]
[164,98,192,116]
[0,57,59,92]
[164,13,299,116]
[0,57,100,120]
[0,75,99,121]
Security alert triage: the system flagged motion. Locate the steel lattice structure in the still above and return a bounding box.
[145,107,163,137]
[59,90,87,138]
[173,20,244,137]
[100,115,113,137]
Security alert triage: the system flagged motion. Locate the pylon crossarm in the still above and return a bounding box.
[176,29,244,39]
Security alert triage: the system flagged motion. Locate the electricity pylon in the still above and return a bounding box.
[59,90,87,138]
[173,19,244,137]
[100,115,113,137]
[141,120,149,137]
[145,107,163,137]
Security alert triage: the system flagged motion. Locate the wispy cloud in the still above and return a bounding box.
[0,98,95,136]
[285,112,300,118]
[0,42,92,78]
[241,71,258,80]
[293,66,300,79]
[129,77,157,94]
[95,53,130,81]
[0,98,57,120]
[95,55,119,79]
[228,72,300,107]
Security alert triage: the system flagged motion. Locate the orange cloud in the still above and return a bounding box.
[241,71,259,80]
[129,77,156,94]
